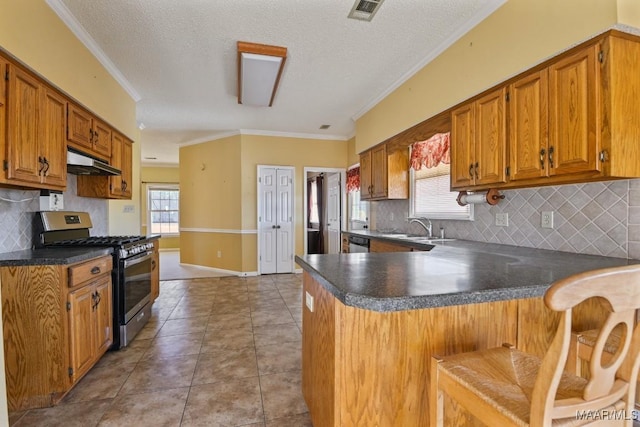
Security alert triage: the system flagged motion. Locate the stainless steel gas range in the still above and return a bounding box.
[34,211,155,349]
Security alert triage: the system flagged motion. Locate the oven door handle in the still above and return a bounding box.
[123,252,153,269]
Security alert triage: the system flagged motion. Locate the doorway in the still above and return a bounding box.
[303,167,346,255]
[257,166,294,274]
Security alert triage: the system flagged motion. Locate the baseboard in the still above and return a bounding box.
[179,262,258,277]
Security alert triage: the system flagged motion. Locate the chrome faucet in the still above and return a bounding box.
[409,218,432,237]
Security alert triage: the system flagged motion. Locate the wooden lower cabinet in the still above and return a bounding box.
[1,255,113,411]
[301,272,609,426]
[370,239,415,252]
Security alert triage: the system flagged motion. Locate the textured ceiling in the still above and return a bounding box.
[54,0,505,165]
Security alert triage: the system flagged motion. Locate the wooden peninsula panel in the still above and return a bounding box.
[302,272,519,427]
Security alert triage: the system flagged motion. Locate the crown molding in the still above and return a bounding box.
[45,0,141,102]
[239,129,348,141]
[351,0,506,121]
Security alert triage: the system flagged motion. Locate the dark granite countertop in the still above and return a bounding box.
[295,240,640,312]
[0,247,114,266]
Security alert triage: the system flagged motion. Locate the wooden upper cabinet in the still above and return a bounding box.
[360,149,372,199]
[451,87,507,190]
[67,103,111,161]
[370,145,388,199]
[77,132,133,200]
[548,44,600,177]
[360,144,408,200]
[509,70,549,181]
[39,88,67,187]
[120,138,133,199]
[0,57,6,107]
[6,65,41,185]
[451,102,475,189]
[93,119,112,159]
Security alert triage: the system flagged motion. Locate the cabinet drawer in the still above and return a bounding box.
[68,256,112,288]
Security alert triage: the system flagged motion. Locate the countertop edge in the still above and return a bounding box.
[0,247,114,266]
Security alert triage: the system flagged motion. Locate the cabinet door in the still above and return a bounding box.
[68,284,95,382]
[509,70,549,181]
[93,119,112,160]
[6,65,42,184]
[548,44,600,177]
[120,139,133,199]
[67,103,93,150]
[359,151,372,200]
[40,88,67,188]
[94,278,113,355]
[109,132,124,197]
[475,87,507,186]
[370,145,388,198]
[450,102,475,189]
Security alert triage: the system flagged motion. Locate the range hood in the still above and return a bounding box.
[67,150,120,176]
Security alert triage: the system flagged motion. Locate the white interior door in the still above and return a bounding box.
[258,166,293,274]
[327,173,341,254]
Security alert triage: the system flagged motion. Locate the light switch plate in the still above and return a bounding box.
[305,291,314,312]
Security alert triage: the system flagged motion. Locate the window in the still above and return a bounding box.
[148,184,180,235]
[349,190,369,222]
[309,180,319,224]
[410,162,473,220]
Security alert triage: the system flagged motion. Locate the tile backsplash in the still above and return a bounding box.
[0,175,108,253]
[372,179,640,259]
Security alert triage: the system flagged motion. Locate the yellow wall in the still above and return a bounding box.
[180,133,347,273]
[141,166,181,249]
[346,137,358,167]
[618,0,640,26]
[355,0,622,152]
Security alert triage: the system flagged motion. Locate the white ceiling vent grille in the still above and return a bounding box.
[348,0,385,21]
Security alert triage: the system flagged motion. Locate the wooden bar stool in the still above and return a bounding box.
[431,264,640,426]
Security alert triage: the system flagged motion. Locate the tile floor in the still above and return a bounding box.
[9,274,311,427]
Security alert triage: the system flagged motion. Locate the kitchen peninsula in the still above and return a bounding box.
[296,241,639,426]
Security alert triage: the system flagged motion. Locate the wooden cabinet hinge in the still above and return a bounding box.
[505,166,510,176]
[598,50,604,63]
[3,160,7,171]
[4,69,8,81]
[66,301,71,311]
[68,367,73,377]
[505,92,510,102]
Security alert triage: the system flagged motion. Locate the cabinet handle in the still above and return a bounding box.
[474,162,479,179]
[89,129,94,143]
[38,156,44,175]
[94,131,99,143]
[540,148,546,169]
[124,181,128,191]
[42,157,50,175]
[151,260,157,270]
[468,164,474,179]
[91,266,101,275]
[548,146,554,168]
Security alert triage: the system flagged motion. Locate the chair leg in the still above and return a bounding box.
[430,356,444,427]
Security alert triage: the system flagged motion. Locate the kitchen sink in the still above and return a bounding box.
[379,233,455,244]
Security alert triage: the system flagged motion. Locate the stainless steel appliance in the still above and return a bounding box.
[34,211,154,349]
[348,235,369,253]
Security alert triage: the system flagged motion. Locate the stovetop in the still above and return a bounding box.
[48,235,147,247]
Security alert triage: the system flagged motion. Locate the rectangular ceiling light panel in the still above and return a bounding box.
[237,42,287,107]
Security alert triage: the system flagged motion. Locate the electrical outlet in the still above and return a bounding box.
[495,212,509,227]
[123,204,135,213]
[217,250,222,258]
[541,211,554,229]
[50,193,63,210]
[305,291,314,312]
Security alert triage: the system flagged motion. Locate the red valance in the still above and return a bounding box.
[410,132,450,170]
[346,167,360,192]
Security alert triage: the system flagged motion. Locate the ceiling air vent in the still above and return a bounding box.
[348,0,385,22]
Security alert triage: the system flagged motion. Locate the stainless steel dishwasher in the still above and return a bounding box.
[348,235,370,253]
